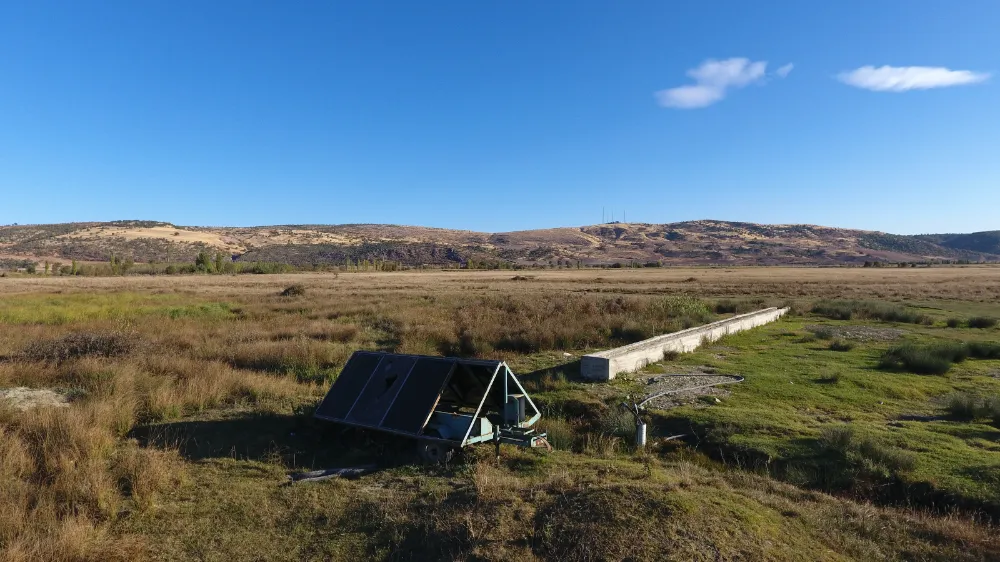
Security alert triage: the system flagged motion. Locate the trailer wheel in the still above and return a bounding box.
[417,433,454,465]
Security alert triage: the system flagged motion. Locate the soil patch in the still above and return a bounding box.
[0,387,69,410]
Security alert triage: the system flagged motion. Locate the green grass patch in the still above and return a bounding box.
[0,292,234,324]
[650,313,1000,508]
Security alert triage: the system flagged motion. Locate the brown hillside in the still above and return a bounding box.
[0,219,996,267]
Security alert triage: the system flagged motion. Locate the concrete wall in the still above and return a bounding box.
[581,307,789,381]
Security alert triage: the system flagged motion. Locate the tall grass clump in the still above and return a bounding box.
[712,298,764,314]
[828,339,855,352]
[968,316,998,329]
[811,300,929,324]
[943,393,999,421]
[817,425,916,478]
[538,417,577,451]
[878,342,967,375]
[967,341,1000,359]
[22,331,137,363]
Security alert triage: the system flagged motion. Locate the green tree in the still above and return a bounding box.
[195,251,214,272]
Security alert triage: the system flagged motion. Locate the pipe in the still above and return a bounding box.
[636,422,647,448]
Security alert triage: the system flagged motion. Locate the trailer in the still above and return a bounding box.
[314,351,548,462]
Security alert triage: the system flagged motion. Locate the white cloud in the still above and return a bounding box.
[655,58,771,109]
[775,63,794,78]
[838,65,990,92]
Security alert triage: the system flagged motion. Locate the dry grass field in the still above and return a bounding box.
[1,267,1000,561]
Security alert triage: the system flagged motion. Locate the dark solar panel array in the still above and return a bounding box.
[316,352,493,436]
[380,357,454,434]
[314,352,383,420]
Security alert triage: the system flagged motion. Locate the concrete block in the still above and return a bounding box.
[580,307,789,381]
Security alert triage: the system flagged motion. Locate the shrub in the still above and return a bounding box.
[539,417,577,450]
[967,341,1000,359]
[815,372,841,384]
[280,284,306,297]
[714,300,738,314]
[818,425,855,452]
[22,331,137,362]
[856,438,916,472]
[599,408,636,442]
[968,317,998,329]
[829,339,855,352]
[945,393,991,420]
[812,326,836,340]
[818,425,915,475]
[946,318,962,328]
[929,342,969,363]
[988,397,1000,426]
[879,343,955,375]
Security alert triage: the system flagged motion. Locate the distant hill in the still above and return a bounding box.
[915,231,1000,256]
[1,219,997,268]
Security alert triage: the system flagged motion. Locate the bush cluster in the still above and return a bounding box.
[811,300,930,324]
[279,284,307,297]
[968,317,999,329]
[878,341,1000,375]
[944,393,1000,422]
[21,331,137,363]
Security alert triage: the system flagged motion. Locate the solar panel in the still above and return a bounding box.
[380,357,456,434]
[345,354,417,426]
[314,352,384,420]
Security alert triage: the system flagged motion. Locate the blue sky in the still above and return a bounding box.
[0,1,997,234]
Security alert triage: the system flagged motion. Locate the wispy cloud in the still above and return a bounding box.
[656,58,790,109]
[838,65,990,92]
[775,63,794,78]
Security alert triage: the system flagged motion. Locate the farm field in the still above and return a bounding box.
[2,267,1000,561]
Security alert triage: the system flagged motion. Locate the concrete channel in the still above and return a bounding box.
[580,307,789,381]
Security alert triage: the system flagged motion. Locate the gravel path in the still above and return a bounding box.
[640,374,743,410]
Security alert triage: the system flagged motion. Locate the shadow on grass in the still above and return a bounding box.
[131,410,425,470]
[519,360,583,383]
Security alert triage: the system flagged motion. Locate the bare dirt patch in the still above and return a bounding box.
[0,387,69,410]
[806,324,905,342]
[640,373,742,410]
